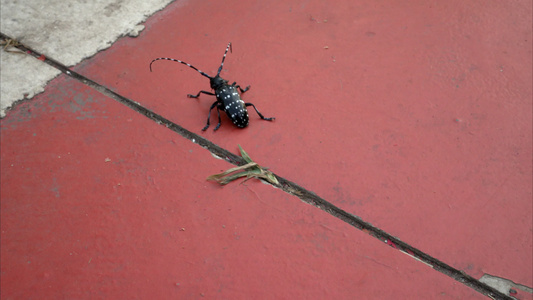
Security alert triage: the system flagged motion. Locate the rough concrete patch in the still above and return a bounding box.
[0,0,177,117]
[479,273,533,298]
[127,25,146,37]
[0,51,61,117]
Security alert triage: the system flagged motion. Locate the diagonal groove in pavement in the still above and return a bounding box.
[0,32,513,300]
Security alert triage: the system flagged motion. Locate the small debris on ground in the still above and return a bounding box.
[207,145,279,186]
[0,38,24,54]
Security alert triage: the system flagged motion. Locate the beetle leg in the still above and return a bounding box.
[245,103,275,121]
[202,101,219,131]
[213,104,223,131]
[235,85,250,94]
[188,90,215,98]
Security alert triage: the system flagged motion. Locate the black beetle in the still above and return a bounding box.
[150,43,275,131]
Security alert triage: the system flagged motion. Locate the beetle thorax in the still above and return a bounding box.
[210,76,228,90]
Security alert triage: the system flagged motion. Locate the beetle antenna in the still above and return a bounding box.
[216,42,232,77]
[150,57,212,79]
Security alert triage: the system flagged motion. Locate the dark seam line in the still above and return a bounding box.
[0,32,512,300]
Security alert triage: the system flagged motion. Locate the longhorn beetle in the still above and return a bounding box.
[150,43,275,131]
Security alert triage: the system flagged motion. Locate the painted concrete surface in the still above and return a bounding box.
[86,0,533,287]
[1,0,532,298]
[1,77,484,298]
[0,0,174,117]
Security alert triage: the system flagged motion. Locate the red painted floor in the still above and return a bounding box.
[1,0,532,299]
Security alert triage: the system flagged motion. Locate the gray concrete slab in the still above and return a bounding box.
[0,0,176,117]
